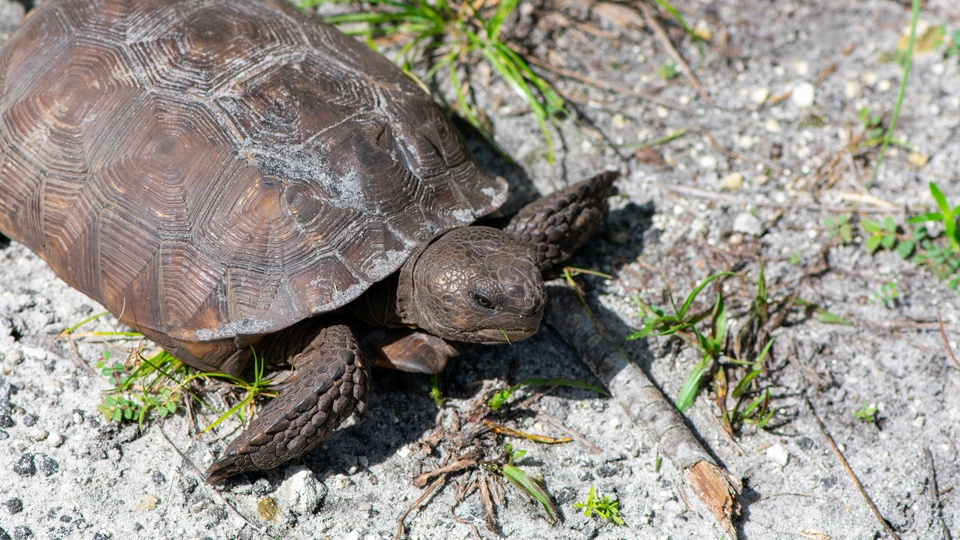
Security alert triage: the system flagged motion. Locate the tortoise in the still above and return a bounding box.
[0,0,617,483]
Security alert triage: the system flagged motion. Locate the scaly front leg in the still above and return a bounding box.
[205,322,370,484]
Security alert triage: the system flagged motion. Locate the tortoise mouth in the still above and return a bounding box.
[457,323,540,345]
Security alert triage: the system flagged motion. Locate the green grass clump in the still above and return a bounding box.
[574,486,624,526]
[61,315,276,432]
[628,267,846,433]
[298,0,565,162]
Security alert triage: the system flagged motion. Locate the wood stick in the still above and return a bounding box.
[544,283,741,538]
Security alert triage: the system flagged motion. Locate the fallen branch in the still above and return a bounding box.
[544,283,741,538]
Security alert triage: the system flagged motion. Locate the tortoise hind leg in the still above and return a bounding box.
[504,171,619,274]
[205,322,370,484]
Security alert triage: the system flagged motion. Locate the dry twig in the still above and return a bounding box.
[636,1,711,103]
[805,397,901,540]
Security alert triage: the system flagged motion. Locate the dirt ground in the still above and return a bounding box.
[2,0,960,539]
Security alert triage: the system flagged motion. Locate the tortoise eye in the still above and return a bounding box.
[472,292,495,310]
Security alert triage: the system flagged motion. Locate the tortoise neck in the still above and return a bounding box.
[348,240,429,329]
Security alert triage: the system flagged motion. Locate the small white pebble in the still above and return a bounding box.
[698,155,718,170]
[48,433,64,448]
[611,113,626,130]
[733,213,763,236]
[73,412,84,425]
[844,80,861,99]
[914,416,925,428]
[765,444,790,467]
[608,417,621,429]
[135,495,159,511]
[791,82,815,107]
[765,118,782,133]
[750,87,769,105]
[719,172,744,191]
[28,428,48,442]
[877,79,891,92]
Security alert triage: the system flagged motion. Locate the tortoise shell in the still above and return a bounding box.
[0,0,507,348]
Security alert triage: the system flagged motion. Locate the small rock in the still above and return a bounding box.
[92,531,111,540]
[908,152,929,167]
[732,213,763,237]
[37,455,58,476]
[134,495,159,511]
[766,444,790,467]
[21,414,36,427]
[764,118,782,133]
[0,527,10,540]
[28,428,47,442]
[20,347,47,362]
[151,470,165,485]
[728,232,744,245]
[279,466,326,515]
[3,497,22,514]
[189,499,209,515]
[13,526,31,540]
[342,531,361,540]
[257,497,280,521]
[12,454,34,477]
[47,433,63,448]
[719,172,744,191]
[914,416,925,428]
[750,88,769,105]
[328,473,352,490]
[611,113,626,129]
[698,155,718,170]
[791,82,815,108]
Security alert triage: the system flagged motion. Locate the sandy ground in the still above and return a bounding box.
[2,0,960,538]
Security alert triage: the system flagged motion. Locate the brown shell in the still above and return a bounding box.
[0,0,507,345]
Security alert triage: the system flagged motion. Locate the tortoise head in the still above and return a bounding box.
[410,226,545,344]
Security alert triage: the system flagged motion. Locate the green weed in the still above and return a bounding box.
[854,401,878,424]
[62,314,277,432]
[872,0,921,177]
[859,182,960,292]
[574,486,625,526]
[823,215,853,245]
[871,282,899,309]
[657,62,679,80]
[499,444,559,523]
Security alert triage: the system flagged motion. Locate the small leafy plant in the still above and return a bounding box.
[574,486,624,526]
[871,282,899,308]
[854,401,878,424]
[823,215,853,245]
[858,182,960,291]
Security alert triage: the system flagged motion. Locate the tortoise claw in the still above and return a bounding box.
[205,324,370,484]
